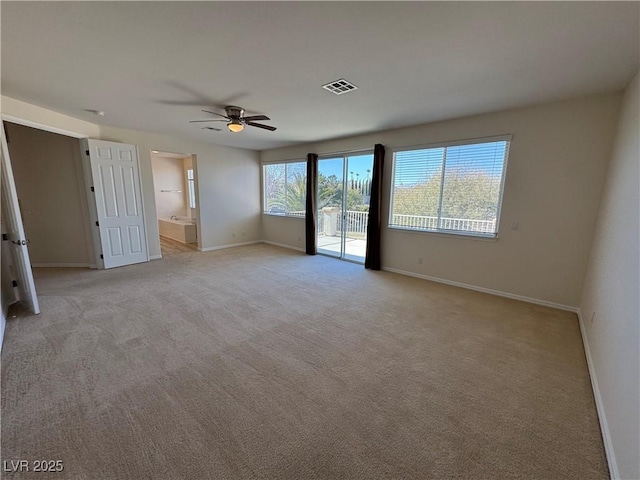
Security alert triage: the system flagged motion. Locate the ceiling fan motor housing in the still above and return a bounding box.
[225,106,245,120]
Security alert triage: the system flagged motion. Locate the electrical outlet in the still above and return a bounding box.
[418,257,423,265]
[511,222,519,231]
[242,231,245,237]
[232,232,236,238]
[298,236,302,242]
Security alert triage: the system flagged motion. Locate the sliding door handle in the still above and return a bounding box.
[11,239,30,246]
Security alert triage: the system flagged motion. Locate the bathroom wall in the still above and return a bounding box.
[151,153,187,219]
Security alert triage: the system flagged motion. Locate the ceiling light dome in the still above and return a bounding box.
[228,120,244,133]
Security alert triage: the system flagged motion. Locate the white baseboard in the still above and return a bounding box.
[31,263,91,268]
[381,266,578,313]
[149,254,162,260]
[261,240,305,253]
[199,240,261,252]
[576,309,619,479]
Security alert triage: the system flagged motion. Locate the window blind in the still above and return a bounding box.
[390,138,509,236]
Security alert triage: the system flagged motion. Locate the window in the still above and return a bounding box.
[263,161,307,216]
[187,169,196,209]
[389,136,510,237]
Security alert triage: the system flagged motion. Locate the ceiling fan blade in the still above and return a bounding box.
[189,119,227,123]
[243,115,270,122]
[202,109,230,119]
[157,100,214,106]
[202,126,222,131]
[246,122,277,131]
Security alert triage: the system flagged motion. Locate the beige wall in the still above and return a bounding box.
[1,96,101,138]
[151,154,188,219]
[261,93,622,308]
[262,214,305,251]
[1,96,262,259]
[579,73,639,480]
[4,122,93,266]
[98,126,261,255]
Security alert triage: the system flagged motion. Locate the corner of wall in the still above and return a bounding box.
[577,71,639,480]
[576,308,620,479]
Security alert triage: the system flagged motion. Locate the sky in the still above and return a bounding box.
[318,154,374,181]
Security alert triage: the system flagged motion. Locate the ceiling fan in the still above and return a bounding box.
[189,106,276,133]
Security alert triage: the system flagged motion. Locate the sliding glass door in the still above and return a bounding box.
[317,157,344,258]
[316,152,373,263]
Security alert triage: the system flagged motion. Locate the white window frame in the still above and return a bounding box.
[389,134,511,239]
[262,160,307,218]
[187,169,196,209]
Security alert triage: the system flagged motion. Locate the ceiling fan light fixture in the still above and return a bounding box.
[228,121,244,133]
[189,106,275,132]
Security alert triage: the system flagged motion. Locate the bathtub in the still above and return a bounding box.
[158,217,197,244]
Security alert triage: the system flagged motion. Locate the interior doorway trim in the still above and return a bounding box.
[1,114,88,139]
[0,115,93,321]
[151,150,202,254]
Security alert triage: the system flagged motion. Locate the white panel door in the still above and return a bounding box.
[86,140,148,269]
[0,124,40,314]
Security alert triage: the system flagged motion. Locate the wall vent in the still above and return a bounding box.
[322,78,358,95]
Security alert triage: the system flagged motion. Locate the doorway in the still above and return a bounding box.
[316,152,373,263]
[3,122,95,268]
[150,150,200,256]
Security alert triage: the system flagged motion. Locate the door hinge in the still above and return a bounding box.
[100,254,104,259]
[90,186,95,192]
[86,150,90,156]
[12,280,18,288]
[2,233,7,241]
[95,221,99,227]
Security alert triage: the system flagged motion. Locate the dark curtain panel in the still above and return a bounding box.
[305,153,318,255]
[365,144,385,270]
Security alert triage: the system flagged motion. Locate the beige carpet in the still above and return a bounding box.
[1,244,607,479]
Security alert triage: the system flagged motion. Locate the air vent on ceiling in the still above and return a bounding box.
[322,78,358,95]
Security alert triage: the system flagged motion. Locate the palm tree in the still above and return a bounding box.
[282,172,307,212]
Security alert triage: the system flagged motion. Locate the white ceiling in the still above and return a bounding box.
[2,1,638,151]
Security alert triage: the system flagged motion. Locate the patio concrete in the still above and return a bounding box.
[317,235,367,263]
